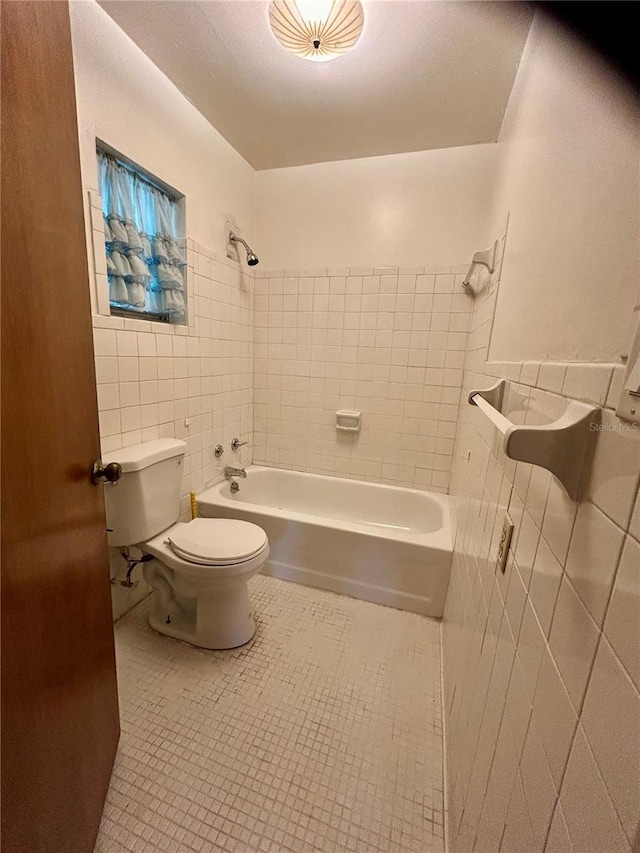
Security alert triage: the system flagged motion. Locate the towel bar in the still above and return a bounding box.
[469,380,598,501]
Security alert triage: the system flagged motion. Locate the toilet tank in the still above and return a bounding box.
[103,439,186,547]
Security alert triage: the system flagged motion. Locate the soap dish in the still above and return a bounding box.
[336,410,361,432]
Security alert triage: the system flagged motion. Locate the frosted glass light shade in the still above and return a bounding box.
[269,0,364,62]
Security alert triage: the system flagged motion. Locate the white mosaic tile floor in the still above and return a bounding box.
[95,576,444,853]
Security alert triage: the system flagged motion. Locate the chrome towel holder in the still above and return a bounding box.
[468,379,598,501]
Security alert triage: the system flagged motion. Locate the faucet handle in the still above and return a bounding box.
[231,437,248,450]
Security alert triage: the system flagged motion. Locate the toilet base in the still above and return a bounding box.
[147,608,256,650]
[143,559,259,650]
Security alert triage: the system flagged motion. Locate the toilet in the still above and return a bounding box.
[103,438,269,649]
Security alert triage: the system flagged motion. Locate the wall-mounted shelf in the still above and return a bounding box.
[469,379,598,501]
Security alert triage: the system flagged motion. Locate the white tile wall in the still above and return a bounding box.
[91,224,254,617]
[253,265,473,492]
[443,240,640,852]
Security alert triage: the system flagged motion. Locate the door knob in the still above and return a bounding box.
[91,460,122,486]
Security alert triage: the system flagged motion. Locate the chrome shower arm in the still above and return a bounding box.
[229,231,259,266]
[229,232,250,252]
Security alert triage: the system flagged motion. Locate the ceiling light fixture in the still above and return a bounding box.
[269,0,364,62]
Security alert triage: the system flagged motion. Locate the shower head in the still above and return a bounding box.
[229,232,259,267]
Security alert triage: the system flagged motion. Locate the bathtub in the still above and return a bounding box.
[198,466,452,617]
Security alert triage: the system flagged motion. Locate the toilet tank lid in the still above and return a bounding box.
[104,439,186,473]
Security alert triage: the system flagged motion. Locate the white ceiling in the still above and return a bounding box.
[98,0,533,170]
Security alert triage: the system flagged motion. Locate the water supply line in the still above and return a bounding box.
[118,547,154,588]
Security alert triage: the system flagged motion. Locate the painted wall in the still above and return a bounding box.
[256,145,499,270]
[488,14,640,363]
[70,0,256,617]
[70,0,256,294]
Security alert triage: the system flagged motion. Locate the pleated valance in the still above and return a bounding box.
[98,150,186,318]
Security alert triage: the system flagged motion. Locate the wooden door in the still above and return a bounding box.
[1,2,120,851]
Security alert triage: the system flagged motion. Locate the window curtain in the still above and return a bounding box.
[98,151,186,316]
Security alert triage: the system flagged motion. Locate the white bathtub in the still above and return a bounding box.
[198,466,452,617]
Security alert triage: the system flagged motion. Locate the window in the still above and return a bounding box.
[97,148,186,323]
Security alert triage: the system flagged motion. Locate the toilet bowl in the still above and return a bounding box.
[103,438,270,650]
[142,518,269,649]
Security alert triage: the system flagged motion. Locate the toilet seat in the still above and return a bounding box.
[167,518,268,566]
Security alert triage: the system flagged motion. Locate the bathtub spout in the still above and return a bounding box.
[224,466,247,479]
